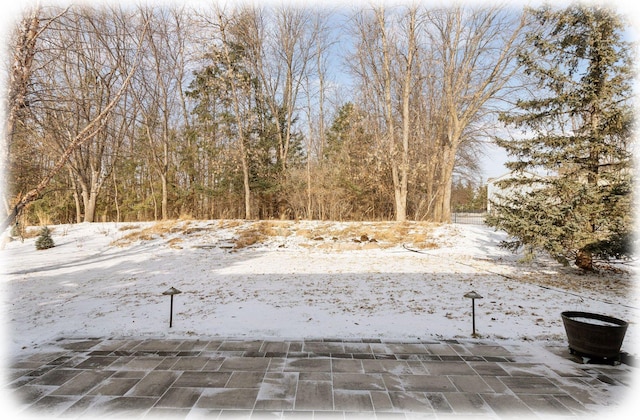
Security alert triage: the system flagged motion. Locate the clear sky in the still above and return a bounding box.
[481,143,510,182]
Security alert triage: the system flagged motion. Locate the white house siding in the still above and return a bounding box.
[486,171,542,213]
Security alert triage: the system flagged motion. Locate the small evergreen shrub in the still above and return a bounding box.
[35,226,55,250]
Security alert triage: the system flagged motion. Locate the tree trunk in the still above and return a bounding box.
[149,172,158,221]
[85,193,98,223]
[161,172,168,220]
[241,151,251,219]
[434,145,456,223]
[376,8,406,222]
[78,174,100,223]
[398,9,416,223]
[112,170,120,223]
[73,187,82,223]
[68,169,82,223]
[5,10,41,179]
[440,177,453,224]
[79,182,91,222]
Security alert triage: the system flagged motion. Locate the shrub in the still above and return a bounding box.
[35,226,55,250]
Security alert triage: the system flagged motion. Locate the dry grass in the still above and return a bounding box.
[167,237,183,249]
[233,220,292,249]
[108,219,440,250]
[118,224,140,231]
[184,227,207,235]
[234,230,262,249]
[217,220,245,229]
[295,222,370,241]
[111,220,183,247]
[295,221,437,248]
[257,220,294,237]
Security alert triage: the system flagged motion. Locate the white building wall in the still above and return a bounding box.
[486,171,541,213]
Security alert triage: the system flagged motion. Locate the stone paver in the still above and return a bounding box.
[5,338,635,418]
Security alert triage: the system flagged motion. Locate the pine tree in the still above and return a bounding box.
[35,226,55,250]
[487,5,634,271]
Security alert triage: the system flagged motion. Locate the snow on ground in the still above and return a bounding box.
[1,219,637,359]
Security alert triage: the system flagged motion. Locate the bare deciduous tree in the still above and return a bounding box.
[3,6,68,215]
[132,5,191,220]
[424,6,527,222]
[245,6,315,173]
[302,10,333,219]
[351,4,526,223]
[352,5,419,222]
[1,5,146,231]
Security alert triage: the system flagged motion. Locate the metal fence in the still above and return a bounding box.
[451,212,487,225]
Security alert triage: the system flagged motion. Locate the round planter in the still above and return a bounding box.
[561,311,628,361]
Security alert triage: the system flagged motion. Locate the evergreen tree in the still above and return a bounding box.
[35,226,55,250]
[487,5,634,271]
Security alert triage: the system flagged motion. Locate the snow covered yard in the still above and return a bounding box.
[1,220,637,358]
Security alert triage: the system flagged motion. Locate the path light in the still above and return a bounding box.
[162,287,182,328]
[464,291,483,337]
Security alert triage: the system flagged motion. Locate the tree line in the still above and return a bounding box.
[1,3,630,230]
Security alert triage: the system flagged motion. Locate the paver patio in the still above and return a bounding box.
[5,338,635,418]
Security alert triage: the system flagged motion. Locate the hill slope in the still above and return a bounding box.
[2,220,636,357]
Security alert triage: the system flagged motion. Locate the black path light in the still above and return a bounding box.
[162,287,182,328]
[464,291,484,337]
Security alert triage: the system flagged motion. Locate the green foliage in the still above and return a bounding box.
[35,226,55,250]
[321,102,393,219]
[325,102,357,160]
[186,40,307,219]
[451,181,486,212]
[488,5,634,271]
[584,232,634,260]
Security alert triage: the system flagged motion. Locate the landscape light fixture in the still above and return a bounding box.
[464,291,483,337]
[162,287,182,328]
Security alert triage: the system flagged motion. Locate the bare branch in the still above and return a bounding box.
[1,17,148,232]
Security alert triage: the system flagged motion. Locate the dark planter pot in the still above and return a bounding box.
[561,311,628,361]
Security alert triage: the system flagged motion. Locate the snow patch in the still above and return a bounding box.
[1,220,637,359]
